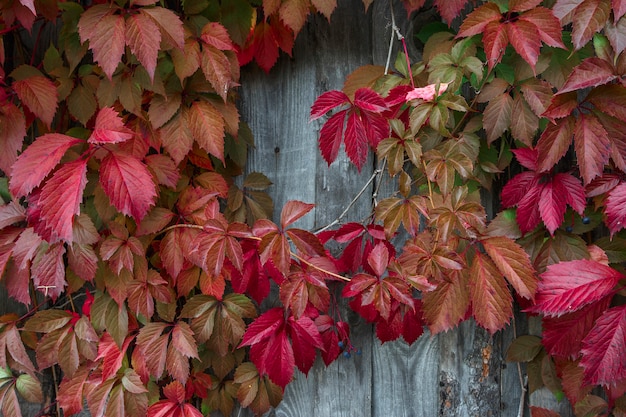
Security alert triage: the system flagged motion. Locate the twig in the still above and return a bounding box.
[512,316,528,417]
[384,0,396,75]
[51,365,61,417]
[315,168,382,234]
[291,252,350,282]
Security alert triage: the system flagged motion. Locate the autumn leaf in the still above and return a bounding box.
[580,305,626,386]
[99,151,157,221]
[527,259,623,316]
[125,12,161,81]
[469,252,513,334]
[11,66,58,127]
[88,107,134,145]
[0,102,26,175]
[481,236,537,300]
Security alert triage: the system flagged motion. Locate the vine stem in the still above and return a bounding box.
[315,168,382,234]
[512,316,527,417]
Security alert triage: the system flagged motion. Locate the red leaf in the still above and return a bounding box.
[587,84,626,122]
[201,45,234,102]
[0,102,26,175]
[536,116,575,172]
[456,3,502,37]
[538,177,567,235]
[79,9,125,79]
[280,200,315,229]
[528,259,623,316]
[367,242,389,278]
[580,305,626,386]
[89,107,134,145]
[0,202,25,230]
[553,173,586,215]
[187,101,225,163]
[574,112,610,185]
[252,21,279,73]
[31,243,66,300]
[344,110,369,170]
[559,57,617,93]
[36,159,88,243]
[12,72,58,127]
[512,147,539,171]
[520,7,566,48]
[530,406,562,417]
[483,21,509,69]
[287,314,323,375]
[9,133,82,198]
[57,365,90,415]
[353,88,388,113]
[318,109,347,165]
[434,0,470,24]
[506,20,541,69]
[501,171,536,208]
[99,151,157,220]
[606,182,626,235]
[422,270,469,334]
[310,90,349,120]
[125,12,161,81]
[469,252,513,334]
[571,0,611,50]
[542,296,611,358]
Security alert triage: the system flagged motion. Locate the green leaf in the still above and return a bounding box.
[506,335,543,362]
[16,373,43,403]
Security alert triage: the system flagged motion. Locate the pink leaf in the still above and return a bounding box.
[88,107,134,145]
[318,109,346,165]
[79,11,125,80]
[405,83,449,101]
[31,243,66,300]
[0,102,26,175]
[99,151,157,220]
[559,57,617,93]
[9,133,82,198]
[280,200,315,229]
[606,182,626,235]
[12,73,58,127]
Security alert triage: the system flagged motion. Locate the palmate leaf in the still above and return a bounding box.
[88,107,134,145]
[571,0,611,50]
[574,112,610,185]
[99,151,157,221]
[528,259,623,317]
[11,68,58,128]
[482,236,537,300]
[422,270,469,334]
[580,305,626,386]
[125,12,161,81]
[434,0,470,24]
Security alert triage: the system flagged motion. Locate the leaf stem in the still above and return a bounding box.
[291,252,350,282]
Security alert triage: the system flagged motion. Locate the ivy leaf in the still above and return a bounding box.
[9,133,82,198]
[434,0,470,25]
[99,151,157,221]
[580,305,626,386]
[0,102,26,175]
[483,92,513,144]
[536,116,575,172]
[139,7,184,50]
[606,182,626,235]
[88,107,134,145]
[280,200,314,229]
[469,252,513,334]
[528,259,623,317]
[571,0,611,50]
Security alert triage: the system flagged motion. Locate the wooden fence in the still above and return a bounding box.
[0,1,575,416]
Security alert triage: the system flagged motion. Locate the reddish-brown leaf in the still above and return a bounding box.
[528,259,623,316]
[434,0,469,24]
[580,305,626,386]
[57,365,90,416]
[559,57,617,93]
[457,3,502,37]
[422,270,469,334]
[0,102,26,175]
[9,133,82,198]
[31,243,66,300]
[125,12,161,81]
[530,406,562,417]
[99,151,157,220]
[519,7,566,48]
[587,84,626,122]
[483,21,509,69]
[12,72,58,127]
[506,20,541,69]
[139,7,184,50]
[280,200,315,229]
[606,182,626,235]
[79,10,125,79]
[252,21,279,73]
[469,252,513,334]
[201,45,234,102]
[160,112,194,165]
[483,93,513,144]
[482,236,537,300]
[574,112,610,185]
[536,116,575,172]
[520,79,554,117]
[510,93,538,146]
[571,0,611,50]
[279,0,309,36]
[187,101,225,163]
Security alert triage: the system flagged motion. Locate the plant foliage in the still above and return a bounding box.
[0,0,625,416]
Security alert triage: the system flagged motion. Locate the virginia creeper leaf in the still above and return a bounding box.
[482,236,537,300]
[469,252,513,334]
[125,12,161,81]
[528,259,623,316]
[0,102,26,175]
[99,151,157,220]
[12,71,58,127]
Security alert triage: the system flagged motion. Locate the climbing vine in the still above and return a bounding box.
[0,0,625,416]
